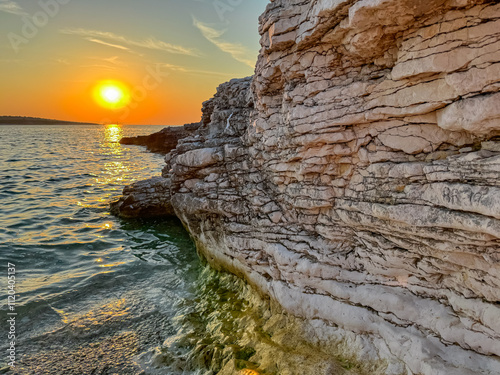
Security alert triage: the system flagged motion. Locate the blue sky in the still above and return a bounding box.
[0,0,269,124]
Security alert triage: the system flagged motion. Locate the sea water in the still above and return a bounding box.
[0,124,203,374]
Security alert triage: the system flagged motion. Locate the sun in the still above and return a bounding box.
[102,87,122,103]
[93,80,131,110]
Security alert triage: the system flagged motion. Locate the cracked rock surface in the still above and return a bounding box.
[111,177,174,219]
[115,1,500,374]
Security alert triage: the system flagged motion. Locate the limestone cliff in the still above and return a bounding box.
[115,1,500,374]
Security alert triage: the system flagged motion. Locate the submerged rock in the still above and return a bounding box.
[113,1,500,374]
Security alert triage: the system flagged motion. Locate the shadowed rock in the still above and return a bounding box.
[110,177,174,219]
[120,122,200,154]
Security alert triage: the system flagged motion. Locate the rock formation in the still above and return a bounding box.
[111,177,174,219]
[120,122,200,154]
[113,1,500,373]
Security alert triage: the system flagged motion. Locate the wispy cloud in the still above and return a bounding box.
[85,38,130,51]
[192,18,255,68]
[79,64,117,71]
[83,56,128,70]
[0,0,27,16]
[158,62,238,78]
[96,56,127,66]
[60,28,200,57]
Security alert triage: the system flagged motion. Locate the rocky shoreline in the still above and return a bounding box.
[120,122,200,154]
[113,1,500,374]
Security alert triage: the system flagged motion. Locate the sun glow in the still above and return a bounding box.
[93,80,131,109]
[103,87,122,103]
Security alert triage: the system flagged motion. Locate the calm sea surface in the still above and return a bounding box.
[0,125,203,374]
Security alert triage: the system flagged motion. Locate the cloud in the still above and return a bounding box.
[85,56,128,69]
[192,18,255,68]
[85,38,130,51]
[0,0,27,16]
[158,63,238,78]
[99,56,126,66]
[79,64,117,71]
[60,28,200,56]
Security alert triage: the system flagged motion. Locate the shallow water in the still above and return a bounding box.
[0,124,202,374]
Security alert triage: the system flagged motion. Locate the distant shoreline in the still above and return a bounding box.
[0,116,98,126]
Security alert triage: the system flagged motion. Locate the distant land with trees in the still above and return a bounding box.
[0,116,97,125]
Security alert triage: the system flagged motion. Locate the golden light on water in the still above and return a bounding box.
[104,124,122,143]
[99,261,126,268]
[93,80,131,110]
[102,222,113,230]
[95,257,125,268]
[73,299,131,327]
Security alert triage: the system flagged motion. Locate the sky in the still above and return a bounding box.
[0,0,269,125]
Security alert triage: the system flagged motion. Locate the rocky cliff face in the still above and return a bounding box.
[115,1,500,374]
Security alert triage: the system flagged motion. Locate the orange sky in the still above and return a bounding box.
[0,0,268,125]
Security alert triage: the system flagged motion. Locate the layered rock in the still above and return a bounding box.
[112,123,201,217]
[111,177,174,219]
[115,1,500,374]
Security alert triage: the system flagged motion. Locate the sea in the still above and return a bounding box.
[0,124,209,374]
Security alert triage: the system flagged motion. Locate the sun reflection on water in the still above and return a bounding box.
[104,124,123,143]
[100,124,125,157]
[72,298,131,329]
[102,222,113,230]
[94,124,131,188]
[99,262,127,268]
